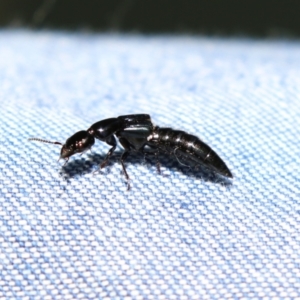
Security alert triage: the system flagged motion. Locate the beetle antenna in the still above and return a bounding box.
[28,138,63,146]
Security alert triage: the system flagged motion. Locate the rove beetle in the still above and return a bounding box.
[29,114,232,189]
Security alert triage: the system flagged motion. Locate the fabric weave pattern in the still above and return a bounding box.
[0,30,299,299]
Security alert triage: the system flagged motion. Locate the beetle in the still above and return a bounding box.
[29,114,232,189]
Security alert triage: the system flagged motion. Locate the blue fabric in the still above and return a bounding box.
[0,29,300,299]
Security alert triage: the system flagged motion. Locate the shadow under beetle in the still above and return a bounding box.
[29,114,233,189]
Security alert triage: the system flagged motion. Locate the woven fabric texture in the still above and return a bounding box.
[0,30,299,299]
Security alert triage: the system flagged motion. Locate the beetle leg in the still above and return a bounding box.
[174,147,190,167]
[142,146,161,175]
[100,135,117,169]
[120,151,131,190]
[118,137,133,190]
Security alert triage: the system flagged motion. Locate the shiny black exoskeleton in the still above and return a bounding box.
[29,114,232,189]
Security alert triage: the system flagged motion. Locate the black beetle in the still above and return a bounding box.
[29,114,232,189]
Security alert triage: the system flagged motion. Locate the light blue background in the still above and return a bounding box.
[0,30,299,299]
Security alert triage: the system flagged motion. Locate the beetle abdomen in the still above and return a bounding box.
[148,127,232,178]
